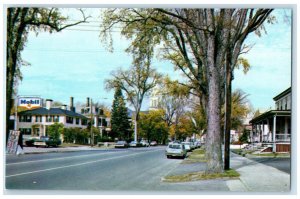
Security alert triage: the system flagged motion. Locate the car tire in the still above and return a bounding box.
[166,155,171,159]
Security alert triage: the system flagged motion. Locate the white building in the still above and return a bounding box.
[17,98,88,141]
[250,87,291,152]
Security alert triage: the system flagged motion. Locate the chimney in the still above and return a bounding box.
[70,96,75,112]
[61,104,67,110]
[86,97,90,107]
[46,99,53,110]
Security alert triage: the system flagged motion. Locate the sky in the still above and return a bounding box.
[16,8,292,113]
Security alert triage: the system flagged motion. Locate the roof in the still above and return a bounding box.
[18,107,87,119]
[273,87,291,101]
[249,110,291,124]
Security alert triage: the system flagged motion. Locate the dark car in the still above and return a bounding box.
[45,137,62,147]
[115,141,129,148]
[32,136,61,147]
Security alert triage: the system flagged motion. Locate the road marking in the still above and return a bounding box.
[6,151,127,166]
[6,149,164,178]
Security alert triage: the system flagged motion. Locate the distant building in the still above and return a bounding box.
[15,96,109,142]
[16,97,88,141]
[149,85,161,111]
[80,97,109,137]
[250,87,291,152]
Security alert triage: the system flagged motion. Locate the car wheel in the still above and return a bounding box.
[166,155,170,159]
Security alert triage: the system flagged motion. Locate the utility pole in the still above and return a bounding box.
[90,98,94,146]
[14,96,18,130]
[224,52,232,171]
[134,117,137,142]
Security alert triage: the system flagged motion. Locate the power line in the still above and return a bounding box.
[24,48,127,53]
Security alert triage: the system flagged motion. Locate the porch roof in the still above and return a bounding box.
[250,110,291,124]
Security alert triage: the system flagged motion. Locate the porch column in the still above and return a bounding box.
[260,122,263,142]
[284,117,288,140]
[273,115,277,152]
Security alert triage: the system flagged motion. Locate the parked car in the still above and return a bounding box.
[190,141,197,150]
[45,137,62,147]
[115,141,129,148]
[129,141,142,147]
[195,141,201,148]
[28,136,61,147]
[140,140,150,147]
[181,142,192,151]
[165,143,187,159]
[150,141,157,146]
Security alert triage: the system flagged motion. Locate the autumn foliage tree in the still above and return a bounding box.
[105,62,162,142]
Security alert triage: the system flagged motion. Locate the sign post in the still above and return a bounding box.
[6,130,20,154]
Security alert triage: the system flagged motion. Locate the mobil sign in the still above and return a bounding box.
[18,97,42,109]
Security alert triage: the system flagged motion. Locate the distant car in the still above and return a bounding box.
[165,143,187,159]
[181,142,192,151]
[195,141,201,148]
[129,141,141,147]
[140,140,150,147]
[150,141,157,146]
[45,137,62,147]
[115,141,129,148]
[31,136,61,147]
[190,142,197,150]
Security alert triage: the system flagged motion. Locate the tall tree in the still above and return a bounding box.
[110,87,131,140]
[105,62,162,142]
[156,77,189,127]
[6,8,88,142]
[230,89,252,130]
[101,8,273,173]
[139,110,168,144]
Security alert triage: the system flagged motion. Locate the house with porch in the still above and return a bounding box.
[249,87,291,152]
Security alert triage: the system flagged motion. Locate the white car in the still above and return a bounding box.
[129,141,140,147]
[181,142,192,151]
[140,140,150,147]
[165,143,187,159]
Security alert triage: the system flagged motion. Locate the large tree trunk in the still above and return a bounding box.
[205,34,223,174]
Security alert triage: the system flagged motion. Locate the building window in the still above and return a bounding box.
[66,116,73,124]
[54,116,60,122]
[46,116,53,122]
[19,128,31,135]
[76,118,80,125]
[82,119,87,125]
[19,116,32,122]
[35,115,42,122]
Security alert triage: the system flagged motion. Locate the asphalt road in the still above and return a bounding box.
[5,146,230,192]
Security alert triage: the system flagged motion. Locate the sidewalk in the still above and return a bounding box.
[163,153,290,192]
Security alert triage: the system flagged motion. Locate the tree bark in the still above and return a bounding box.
[205,33,223,174]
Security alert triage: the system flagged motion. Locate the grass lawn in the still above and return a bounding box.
[182,148,206,164]
[162,169,240,183]
[163,147,240,182]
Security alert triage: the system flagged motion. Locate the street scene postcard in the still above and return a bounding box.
[3,4,296,197]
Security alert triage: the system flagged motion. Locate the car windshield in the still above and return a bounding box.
[169,144,181,149]
[117,141,125,144]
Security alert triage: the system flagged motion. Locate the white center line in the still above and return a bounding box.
[6,149,163,178]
